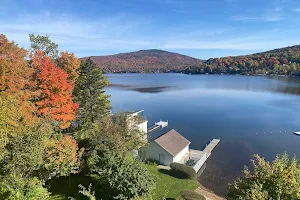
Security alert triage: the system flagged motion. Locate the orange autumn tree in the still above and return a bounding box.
[0,34,31,93]
[0,34,38,129]
[44,135,83,177]
[31,51,78,128]
[57,51,80,82]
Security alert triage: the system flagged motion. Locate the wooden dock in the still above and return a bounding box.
[203,139,220,154]
[189,139,221,173]
[147,120,168,133]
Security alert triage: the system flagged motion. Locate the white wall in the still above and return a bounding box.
[173,145,189,164]
[140,141,173,166]
[136,120,148,133]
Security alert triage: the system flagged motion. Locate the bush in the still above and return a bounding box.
[180,190,206,200]
[88,148,155,199]
[145,158,159,166]
[170,163,197,180]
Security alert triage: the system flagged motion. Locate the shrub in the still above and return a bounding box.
[145,158,159,166]
[228,153,300,200]
[180,190,206,200]
[170,163,197,180]
[88,148,155,199]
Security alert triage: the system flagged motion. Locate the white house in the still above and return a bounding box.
[139,129,191,166]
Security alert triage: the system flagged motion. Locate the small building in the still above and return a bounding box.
[139,129,190,166]
[125,110,148,133]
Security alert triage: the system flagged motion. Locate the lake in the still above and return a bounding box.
[105,73,300,196]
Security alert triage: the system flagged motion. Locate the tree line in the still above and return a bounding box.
[183,45,300,76]
[0,34,154,199]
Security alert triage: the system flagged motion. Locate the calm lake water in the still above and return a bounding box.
[105,73,300,196]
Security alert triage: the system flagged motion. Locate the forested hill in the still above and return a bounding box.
[81,45,300,75]
[184,45,300,75]
[80,49,203,73]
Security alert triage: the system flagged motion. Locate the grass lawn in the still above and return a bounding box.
[48,165,199,200]
[145,165,199,199]
[47,174,93,200]
[47,174,115,200]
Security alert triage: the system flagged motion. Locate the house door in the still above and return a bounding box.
[159,154,165,165]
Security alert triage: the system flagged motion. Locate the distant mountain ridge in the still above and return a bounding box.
[80,49,203,73]
[81,45,300,75]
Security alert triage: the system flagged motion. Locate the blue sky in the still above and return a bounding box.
[1,0,300,59]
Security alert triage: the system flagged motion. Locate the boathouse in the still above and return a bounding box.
[139,129,190,166]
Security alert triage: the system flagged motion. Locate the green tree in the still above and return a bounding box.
[44,135,83,178]
[74,59,110,129]
[29,34,58,58]
[0,175,49,200]
[2,122,52,177]
[0,122,52,200]
[88,147,155,199]
[82,113,146,153]
[228,153,300,200]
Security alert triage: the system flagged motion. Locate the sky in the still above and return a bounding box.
[1,0,300,59]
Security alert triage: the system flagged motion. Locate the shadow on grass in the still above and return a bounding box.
[46,174,116,200]
[158,168,191,180]
[158,168,173,176]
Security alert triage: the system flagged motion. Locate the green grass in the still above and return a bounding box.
[47,174,115,200]
[145,165,199,199]
[47,174,93,200]
[48,165,199,200]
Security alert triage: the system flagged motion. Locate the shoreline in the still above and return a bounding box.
[105,72,299,78]
[196,184,226,200]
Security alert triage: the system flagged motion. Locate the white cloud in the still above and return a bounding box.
[0,11,153,54]
[231,15,285,22]
[162,35,297,51]
[293,7,300,12]
[1,9,298,58]
[231,6,285,22]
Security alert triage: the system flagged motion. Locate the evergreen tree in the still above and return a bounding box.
[74,59,110,129]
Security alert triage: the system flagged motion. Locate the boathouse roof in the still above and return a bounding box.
[154,129,191,156]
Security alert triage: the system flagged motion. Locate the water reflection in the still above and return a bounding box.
[108,84,174,93]
[107,74,300,96]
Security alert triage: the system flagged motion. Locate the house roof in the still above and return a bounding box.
[154,129,191,157]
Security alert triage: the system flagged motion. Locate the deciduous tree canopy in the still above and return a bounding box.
[228,153,300,200]
[0,34,31,93]
[29,33,58,58]
[45,135,83,177]
[31,51,78,128]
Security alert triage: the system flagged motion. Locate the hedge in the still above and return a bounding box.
[180,190,206,200]
[144,158,159,166]
[170,163,197,180]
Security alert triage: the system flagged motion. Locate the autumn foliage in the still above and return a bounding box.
[31,51,78,128]
[0,34,38,127]
[57,51,80,81]
[0,34,32,93]
[184,45,300,75]
[81,49,202,73]
[44,135,83,177]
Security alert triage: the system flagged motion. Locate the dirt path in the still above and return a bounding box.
[195,185,226,200]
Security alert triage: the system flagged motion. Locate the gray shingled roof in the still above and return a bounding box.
[154,129,191,156]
